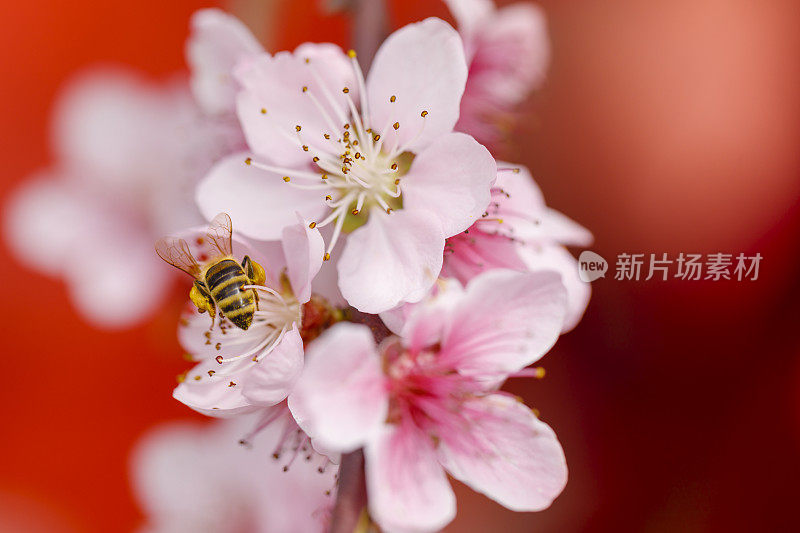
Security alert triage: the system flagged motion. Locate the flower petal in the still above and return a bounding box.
[471,3,550,97]
[186,8,264,115]
[496,165,593,246]
[441,229,526,284]
[494,163,545,211]
[65,228,172,329]
[52,68,161,186]
[241,326,304,405]
[282,213,324,303]
[519,245,590,333]
[538,208,594,247]
[439,269,567,376]
[3,175,99,276]
[338,207,444,313]
[402,132,495,237]
[235,44,355,167]
[366,18,467,153]
[396,281,466,353]
[443,0,494,37]
[288,323,387,452]
[173,358,262,417]
[365,423,456,532]
[130,421,228,528]
[379,278,464,337]
[196,153,326,241]
[438,394,567,512]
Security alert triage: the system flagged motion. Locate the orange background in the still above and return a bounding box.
[1,0,799,531]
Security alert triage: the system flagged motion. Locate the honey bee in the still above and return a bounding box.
[156,213,266,330]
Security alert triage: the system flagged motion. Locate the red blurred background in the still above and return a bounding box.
[1,0,799,531]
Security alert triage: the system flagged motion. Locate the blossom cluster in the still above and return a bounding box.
[6,1,592,531]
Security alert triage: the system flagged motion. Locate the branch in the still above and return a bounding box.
[329,450,368,533]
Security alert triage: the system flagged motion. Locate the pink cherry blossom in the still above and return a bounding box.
[195,17,496,313]
[3,68,243,328]
[186,8,264,116]
[172,215,324,418]
[289,269,569,532]
[131,414,336,533]
[443,164,593,331]
[444,0,551,150]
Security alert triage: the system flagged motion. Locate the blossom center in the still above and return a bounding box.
[381,338,482,434]
[196,284,302,366]
[246,50,428,260]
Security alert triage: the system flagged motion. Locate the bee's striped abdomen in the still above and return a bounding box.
[205,259,255,330]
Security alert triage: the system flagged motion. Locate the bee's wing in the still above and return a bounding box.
[206,212,234,257]
[155,236,202,278]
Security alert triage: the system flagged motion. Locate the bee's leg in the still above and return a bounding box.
[241,255,266,285]
[242,255,266,311]
[190,281,216,329]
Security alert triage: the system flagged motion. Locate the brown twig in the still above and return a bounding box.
[329,450,368,533]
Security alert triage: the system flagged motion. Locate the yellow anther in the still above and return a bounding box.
[304,57,310,63]
[245,157,252,165]
[283,176,291,182]
[228,381,236,387]
[302,86,308,92]
[355,152,361,159]
[193,375,202,381]
[386,208,393,214]
[390,95,396,103]
[308,222,317,229]
[373,134,381,141]
[324,133,330,139]
[393,122,400,130]
[421,110,429,117]
[207,370,216,377]
[394,178,400,185]
[344,124,350,129]
[321,174,328,180]
[302,145,309,151]
[325,195,332,201]
[512,168,520,173]
[351,209,359,215]
[323,252,331,261]
[390,163,398,170]
[534,367,546,379]
[313,156,320,162]
[347,49,357,58]
[295,125,302,132]
[260,108,267,114]
[343,87,350,94]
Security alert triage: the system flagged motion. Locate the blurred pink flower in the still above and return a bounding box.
[131,415,335,533]
[444,0,550,150]
[3,68,243,328]
[289,270,569,532]
[443,164,593,331]
[195,18,496,313]
[171,216,324,418]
